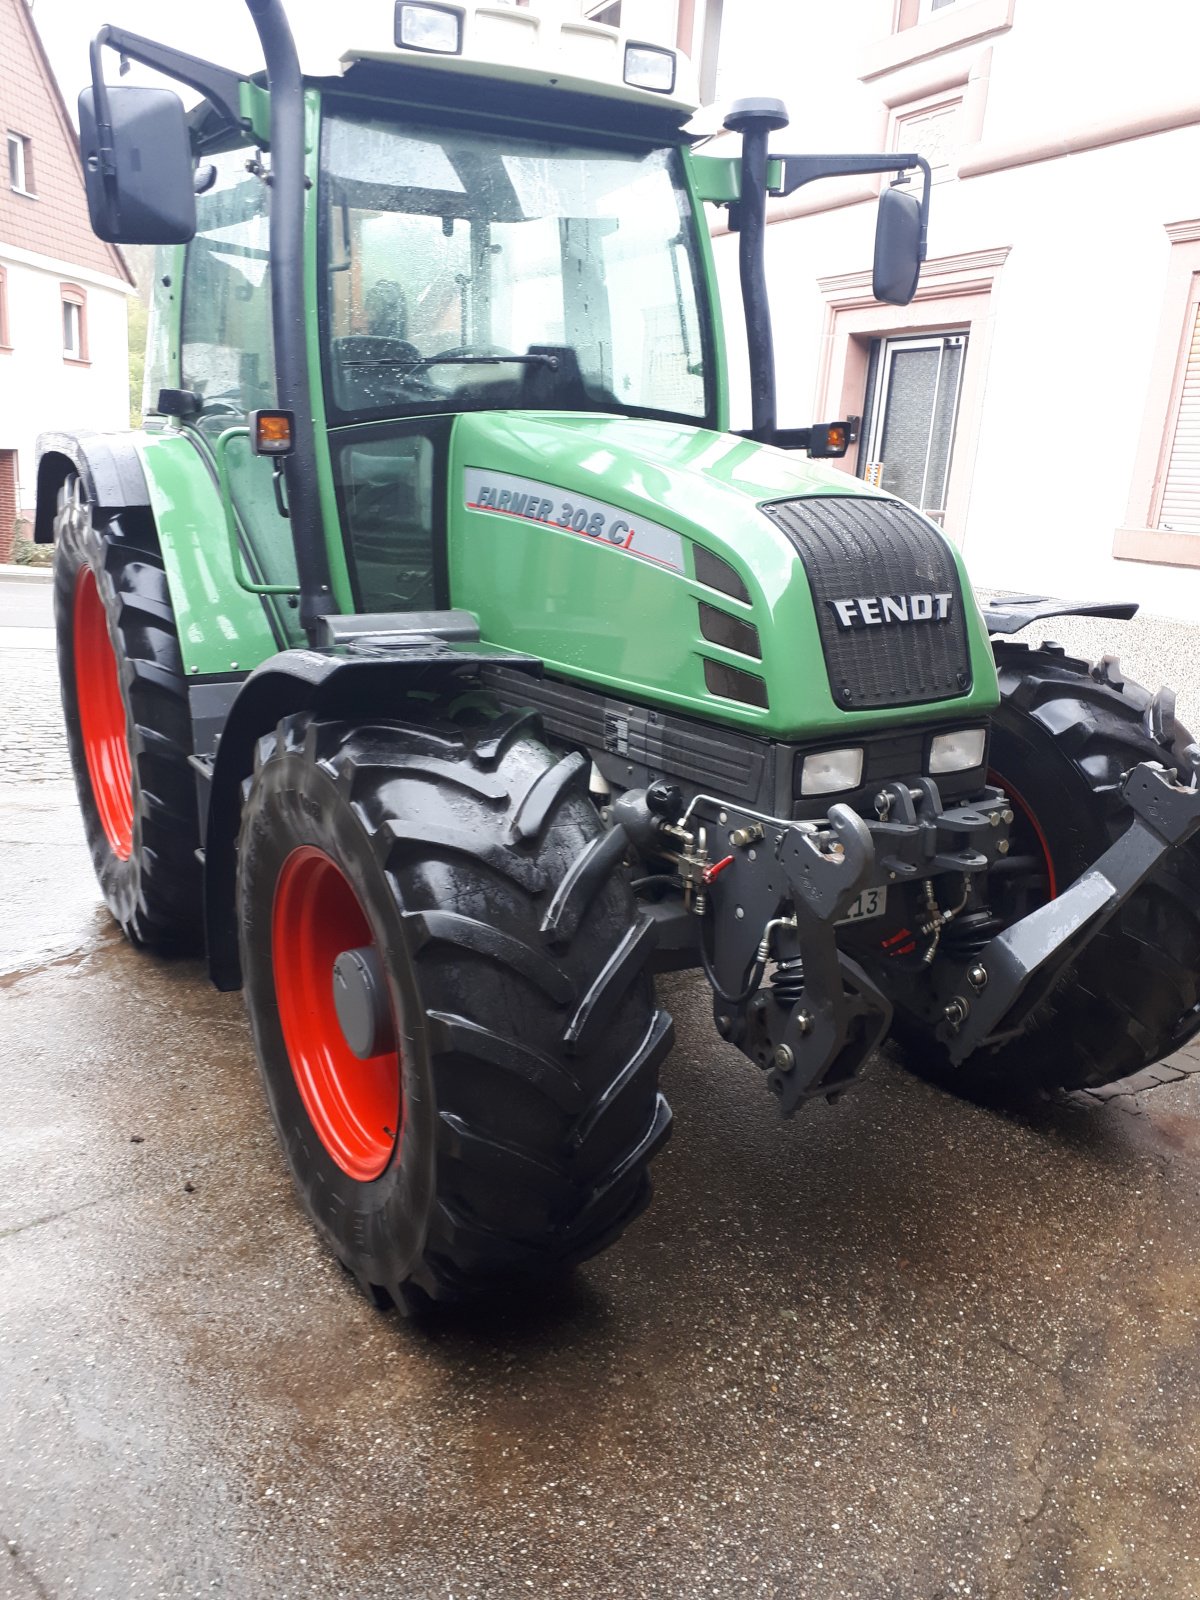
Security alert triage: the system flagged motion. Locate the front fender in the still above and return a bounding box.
[34,430,151,541]
[202,647,542,990]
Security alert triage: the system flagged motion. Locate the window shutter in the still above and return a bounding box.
[1158,298,1200,534]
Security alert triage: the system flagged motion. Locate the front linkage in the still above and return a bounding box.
[611,759,1200,1113]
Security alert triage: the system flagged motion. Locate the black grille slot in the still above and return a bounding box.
[703,658,768,708]
[762,496,971,710]
[698,602,761,658]
[693,544,751,604]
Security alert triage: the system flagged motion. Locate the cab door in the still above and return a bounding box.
[179,145,301,640]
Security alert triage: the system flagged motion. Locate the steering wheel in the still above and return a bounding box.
[198,395,246,417]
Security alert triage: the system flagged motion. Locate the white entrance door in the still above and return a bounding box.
[859,332,966,525]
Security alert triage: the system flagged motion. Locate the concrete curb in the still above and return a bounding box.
[0,563,53,583]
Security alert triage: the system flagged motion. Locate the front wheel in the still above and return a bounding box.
[236,709,672,1310]
[898,643,1200,1097]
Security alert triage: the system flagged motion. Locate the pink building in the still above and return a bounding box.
[0,0,133,561]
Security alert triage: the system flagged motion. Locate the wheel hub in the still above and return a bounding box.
[332,944,394,1061]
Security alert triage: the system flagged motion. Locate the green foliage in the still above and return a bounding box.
[11,533,52,567]
[128,293,148,427]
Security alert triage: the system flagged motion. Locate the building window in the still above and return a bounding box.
[869,0,1013,79]
[1116,224,1200,569]
[7,132,34,196]
[1154,290,1200,535]
[893,95,963,182]
[584,1,621,24]
[858,332,967,524]
[61,285,88,362]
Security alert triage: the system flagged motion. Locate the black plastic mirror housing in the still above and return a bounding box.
[873,183,922,305]
[78,84,196,244]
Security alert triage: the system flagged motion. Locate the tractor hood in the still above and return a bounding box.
[447,411,999,741]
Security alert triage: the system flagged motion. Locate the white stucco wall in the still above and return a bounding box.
[709,0,1200,623]
[0,245,131,519]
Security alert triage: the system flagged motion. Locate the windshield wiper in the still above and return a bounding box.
[424,354,561,370]
[339,353,560,371]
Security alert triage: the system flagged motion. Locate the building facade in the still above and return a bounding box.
[0,0,132,560]
[701,0,1200,622]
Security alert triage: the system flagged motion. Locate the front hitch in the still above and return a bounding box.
[627,779,1013,1113]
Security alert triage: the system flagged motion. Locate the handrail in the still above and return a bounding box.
[215,427,302,597]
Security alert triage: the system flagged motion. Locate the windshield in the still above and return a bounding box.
[319,111,711,426]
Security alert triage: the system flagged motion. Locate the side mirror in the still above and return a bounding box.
[872,180,923,306]
[78,84,196,244]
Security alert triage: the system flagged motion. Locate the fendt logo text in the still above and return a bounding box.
[827,593,954,629]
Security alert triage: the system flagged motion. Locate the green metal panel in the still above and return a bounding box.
[135,432,279,676]
[686,154,783,204]
[447,411,999,741]
[680,148,730,435]
[687,154,741,205]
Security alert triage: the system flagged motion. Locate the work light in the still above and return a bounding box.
[800,747,864,797]
[395,2,464,54]
[929,728,987,774]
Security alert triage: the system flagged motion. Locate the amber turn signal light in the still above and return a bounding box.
[250,409,295,456]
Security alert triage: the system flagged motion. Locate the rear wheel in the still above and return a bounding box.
[237,708,673,1310]
[53,475,201,949]
[899,643,1200,1096]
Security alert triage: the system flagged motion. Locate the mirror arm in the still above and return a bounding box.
[771,151,922,197]
[914,155,932,262]
[90,26,249,137]
[772,151,932,265]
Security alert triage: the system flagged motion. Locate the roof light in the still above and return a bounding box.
[623,41,676,93]
[395,2,464,54]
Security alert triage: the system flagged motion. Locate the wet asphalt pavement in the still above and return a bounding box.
[5,575,1200,1600]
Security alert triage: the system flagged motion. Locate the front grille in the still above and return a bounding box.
[762,495,971,711]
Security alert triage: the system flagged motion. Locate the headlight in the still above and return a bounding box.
[395,2,464,54]
[929,728,987,774]
[623,43,677,93]
[801,747,864,796]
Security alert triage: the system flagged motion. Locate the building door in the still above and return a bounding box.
[0,450,17,563]
[859,332,966,524]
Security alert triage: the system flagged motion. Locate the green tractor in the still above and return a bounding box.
[42,0,1200,1312]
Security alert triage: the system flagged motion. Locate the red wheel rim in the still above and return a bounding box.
[989,768,1058,900]
[271,847,402,1182]
[74,566,134,860]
